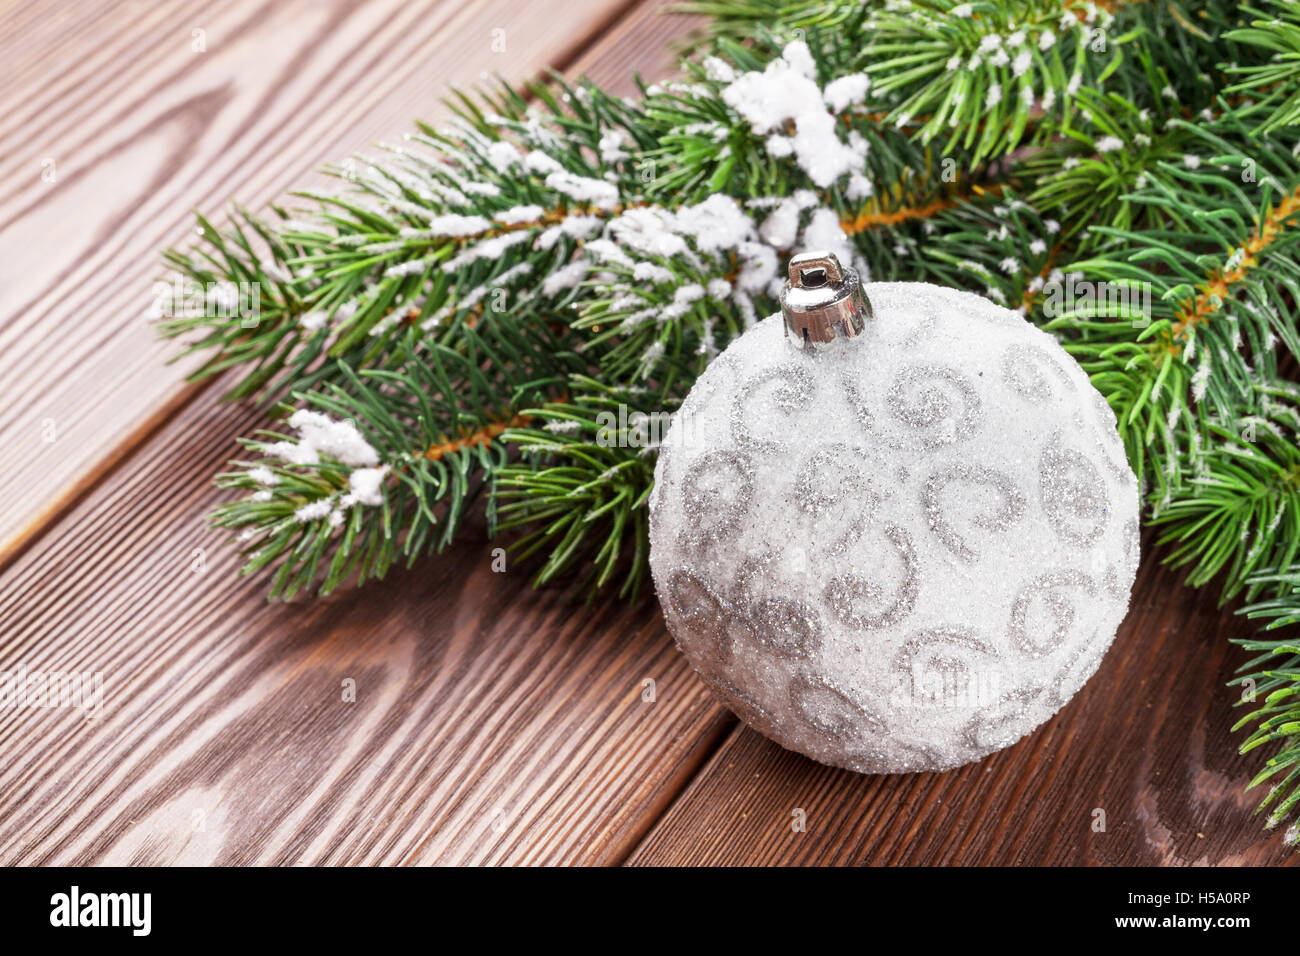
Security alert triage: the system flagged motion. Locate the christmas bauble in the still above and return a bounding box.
[648,252,1140,773]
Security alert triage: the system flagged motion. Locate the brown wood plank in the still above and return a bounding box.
[0,0,644,567]
[0,389,729,865]
[0,0,728,867]
[626,538,1300,866]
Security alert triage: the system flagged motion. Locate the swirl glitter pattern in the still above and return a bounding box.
[650,282,1140,773]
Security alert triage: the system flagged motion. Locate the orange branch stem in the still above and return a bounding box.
[1171,186,1300,345]
[423,412,534,462]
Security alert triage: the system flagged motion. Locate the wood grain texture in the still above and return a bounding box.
[0,0,641,566]
[0,0,731,866]
[0,383,728,865]
[2,0,1294,869]
[627,536,1300,866]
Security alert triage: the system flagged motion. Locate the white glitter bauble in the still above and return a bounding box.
[648,259,1140,774]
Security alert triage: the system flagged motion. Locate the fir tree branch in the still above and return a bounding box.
[158,0,1300,848]
[1225,0,1300,132]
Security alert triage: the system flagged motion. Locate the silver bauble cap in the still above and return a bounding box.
[779,251,873,351]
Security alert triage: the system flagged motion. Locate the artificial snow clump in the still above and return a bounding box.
[722,41,867,188]
[347,466,389,507]
[271,410,380,468]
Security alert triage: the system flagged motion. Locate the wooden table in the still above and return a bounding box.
[0,0,1293,867]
